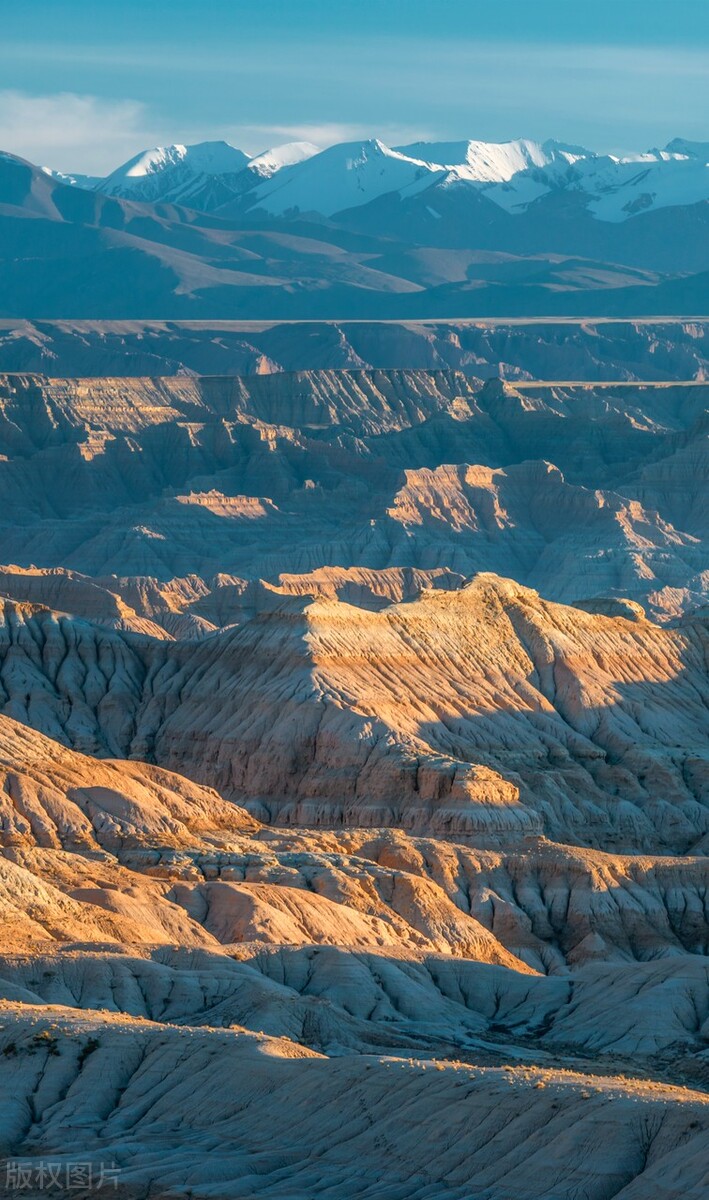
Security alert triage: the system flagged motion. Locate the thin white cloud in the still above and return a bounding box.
[0,91,439,174]
[0,90,163,174]
[229,122,438,155]
[2,29,707,179]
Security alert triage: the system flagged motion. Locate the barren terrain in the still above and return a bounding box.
[0,362,705,1197]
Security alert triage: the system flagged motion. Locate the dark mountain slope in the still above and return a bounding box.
[1,153,707,318]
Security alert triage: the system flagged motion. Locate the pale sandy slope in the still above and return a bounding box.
[0,573,704,852]
[0,714,707,1196]
[0,1005,707,1199]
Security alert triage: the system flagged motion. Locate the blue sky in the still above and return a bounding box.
[2,0,708,172]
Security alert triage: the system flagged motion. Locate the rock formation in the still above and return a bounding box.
[0,711,707,1194]
[0,370,705,620]
[0,577,705,852]
[0,366,706,1198]
[1,318,708,381]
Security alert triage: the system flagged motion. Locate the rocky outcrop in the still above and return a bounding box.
[0,318,707,380]
[0,577,705,852]
[1,710,707,972]
[0,705,706,1197]
[0,371,705,620]
[0,358,707,1197]
[0,712,258,854]
[149,577,709,851]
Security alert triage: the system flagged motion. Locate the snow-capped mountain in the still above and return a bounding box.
[246,141,321,179]
[471,143,709,221]
[45,133,709,225]
[2,143,709,319]
[51,139,321,212]
[394,137,587,181]
[241,136,709,222]
[104,141,250,186]
[95,141,251,209]
[43,167,104,190]
[245,138,446,216]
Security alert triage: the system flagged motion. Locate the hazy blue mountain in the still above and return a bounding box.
[1,142,707,318]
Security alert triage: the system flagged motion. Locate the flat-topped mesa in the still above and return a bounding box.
[273,565,465,609]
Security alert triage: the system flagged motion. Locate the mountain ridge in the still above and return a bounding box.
[1,147,708,318]
[46,133,709,223]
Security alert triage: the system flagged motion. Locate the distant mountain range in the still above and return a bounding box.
[45,135,709,222]
[0,133,707,317]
